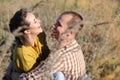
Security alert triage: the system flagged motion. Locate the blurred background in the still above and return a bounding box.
[0,0,120,80]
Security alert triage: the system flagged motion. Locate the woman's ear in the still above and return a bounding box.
[24,29,30,34]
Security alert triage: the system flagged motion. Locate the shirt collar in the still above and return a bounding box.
[59,39,78,51]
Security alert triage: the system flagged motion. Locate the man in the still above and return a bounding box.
[4,8,50,80]
[20,11,86,80]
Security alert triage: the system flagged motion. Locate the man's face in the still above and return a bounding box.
[25,13,43,35]
[51,14,73,40]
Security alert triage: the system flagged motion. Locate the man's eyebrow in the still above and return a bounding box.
[56,16,61,21]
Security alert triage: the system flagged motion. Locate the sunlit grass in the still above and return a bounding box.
[0,0,120,79]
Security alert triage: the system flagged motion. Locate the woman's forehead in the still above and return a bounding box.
[25,13,35,23]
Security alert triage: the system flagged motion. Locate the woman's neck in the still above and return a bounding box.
[27,34,36,46]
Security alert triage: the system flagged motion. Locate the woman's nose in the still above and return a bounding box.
[37,19,41,23]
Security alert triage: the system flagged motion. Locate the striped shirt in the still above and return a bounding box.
[20,39,86,80]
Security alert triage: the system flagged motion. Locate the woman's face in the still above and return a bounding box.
[25,13,43,35]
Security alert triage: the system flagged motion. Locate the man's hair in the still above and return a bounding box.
[60,11,83,33]
[9,8,29,33]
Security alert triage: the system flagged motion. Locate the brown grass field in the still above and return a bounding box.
[0,0,120,80]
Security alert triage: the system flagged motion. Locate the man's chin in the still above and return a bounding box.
[51,35,57,40]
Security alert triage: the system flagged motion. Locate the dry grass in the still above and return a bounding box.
[0,0,120,80]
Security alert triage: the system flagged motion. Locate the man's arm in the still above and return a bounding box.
[19,62,45,80]
[19,50,64,80]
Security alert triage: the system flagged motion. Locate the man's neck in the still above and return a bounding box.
[58,38,75,48]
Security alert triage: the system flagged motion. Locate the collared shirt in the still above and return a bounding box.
[20,39,86,80]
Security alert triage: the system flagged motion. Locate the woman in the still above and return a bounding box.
[6,8,50,80]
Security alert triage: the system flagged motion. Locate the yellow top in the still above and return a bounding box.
[13,37,43,72]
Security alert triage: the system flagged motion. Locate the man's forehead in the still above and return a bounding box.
[57,14,73,23]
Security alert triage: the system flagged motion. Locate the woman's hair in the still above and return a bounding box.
[9,8,29,33]
[9,8,30,45]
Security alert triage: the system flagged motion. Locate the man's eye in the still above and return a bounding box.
[54,21,61,28]
[58,22,61,26]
